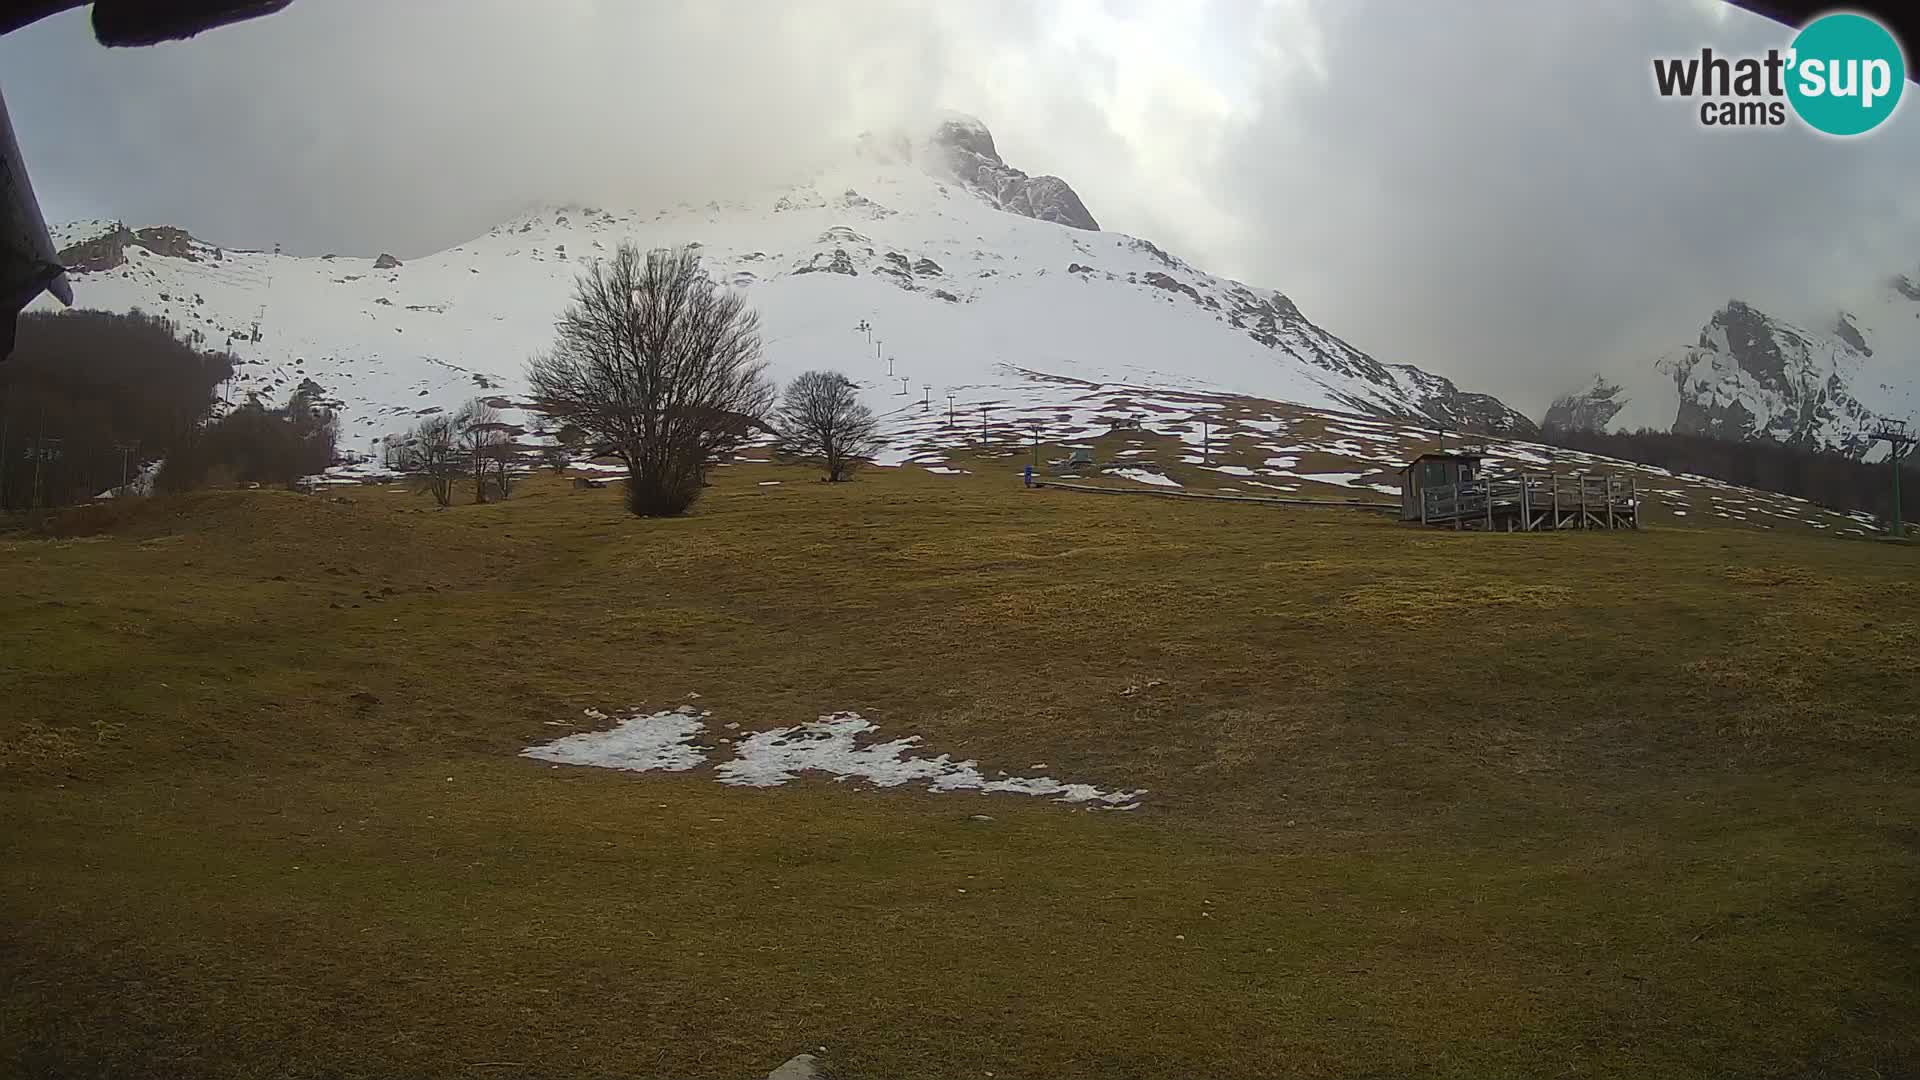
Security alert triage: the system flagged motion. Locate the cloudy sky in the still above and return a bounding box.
[3,0,1916,412]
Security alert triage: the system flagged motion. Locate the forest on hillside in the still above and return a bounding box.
[0,310,335,510]
[1537,426,1915,525]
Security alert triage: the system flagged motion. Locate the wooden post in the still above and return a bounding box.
[1521,475,1532,531]
[1580,477,1588,530]
[1551,475,1560,531]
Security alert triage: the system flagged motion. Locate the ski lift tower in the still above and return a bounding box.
[1868,420,1916,539]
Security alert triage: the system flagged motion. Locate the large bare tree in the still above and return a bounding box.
[527,244,774,516]
[774,370,883,482]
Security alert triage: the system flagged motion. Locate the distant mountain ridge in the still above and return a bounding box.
[44,115,1535,448]
[1545,277,1920,459]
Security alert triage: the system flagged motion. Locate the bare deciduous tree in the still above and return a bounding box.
[455,399,513,504]
[527,243,774,517]
[774,370,883,482]
[488,448,514,499]
[398,413,460,506]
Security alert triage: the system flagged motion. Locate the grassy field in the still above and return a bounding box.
[2,457,1917,1080]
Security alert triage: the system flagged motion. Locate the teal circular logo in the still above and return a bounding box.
[1787,13,1905,136]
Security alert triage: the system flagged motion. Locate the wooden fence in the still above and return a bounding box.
[1420,472,1638,531]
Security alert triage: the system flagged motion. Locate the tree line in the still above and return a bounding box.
[1535,426,1916,523]
[0,309,230,509]
[389,398,521,507]
[0,309,337,511]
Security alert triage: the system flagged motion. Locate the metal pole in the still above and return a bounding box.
[1894,443,1905,538]
[1871,424,1912,538]
[947,395,955,426]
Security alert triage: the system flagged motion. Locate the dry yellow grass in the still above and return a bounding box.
[1,459,1916,1079]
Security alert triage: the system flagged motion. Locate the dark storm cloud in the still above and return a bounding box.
[2,0,1914,414]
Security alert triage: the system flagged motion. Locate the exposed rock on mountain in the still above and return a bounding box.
[1548,282,1917,457]
[1543,377,1629,433]
[929,114,1100,232]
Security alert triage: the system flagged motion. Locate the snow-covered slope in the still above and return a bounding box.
[37,116,1531,461]
[1546,279,1920,458]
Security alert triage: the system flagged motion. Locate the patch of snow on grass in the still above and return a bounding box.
[716,713,948,788]
[1294,472,1377,488]
[1322,426,1402,444]
[1105,468,1182,487]
[526,709,1146,807]
[520,707,709,772]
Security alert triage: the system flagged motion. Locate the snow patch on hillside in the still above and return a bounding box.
[521,706,1145,809]
[521,706,708,772]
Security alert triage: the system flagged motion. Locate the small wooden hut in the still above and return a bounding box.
[1398,451,1482,522]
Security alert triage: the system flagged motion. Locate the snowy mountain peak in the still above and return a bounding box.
[931,112,998,163]
[1542,376,1629,433]
[39,110,1539,457]
[1547,286,1918,458]
[844,113,1102,233]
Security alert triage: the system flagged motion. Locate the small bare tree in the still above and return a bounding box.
[488,447,515,499]
[527,243,774,516]
[399,413,460,506]
[774,370,882,482]
[455,399,513,504]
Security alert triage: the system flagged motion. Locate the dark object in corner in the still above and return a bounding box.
[0,1,296,359]
[0,85,71,359]
[1723,2,1918,81]
[1,1,295,45]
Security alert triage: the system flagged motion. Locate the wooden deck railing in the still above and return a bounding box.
[1420,473,1637,531]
